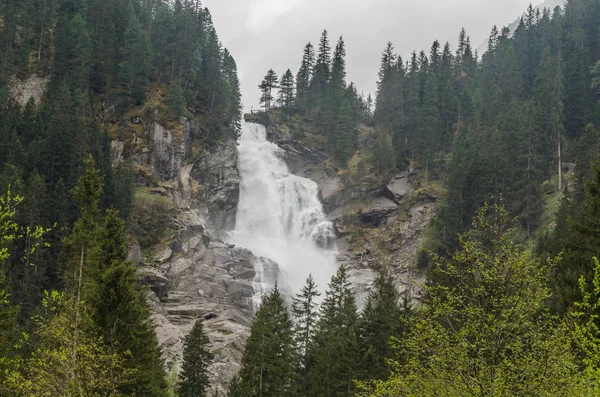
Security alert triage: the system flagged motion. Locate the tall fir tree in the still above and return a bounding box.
[278,69,295,113]
[291,275,321,396]
[296,42,315,113]
[259,69,278,111]
[309,265,359,397]
[237,285,295,397]
[179,319,212,397]
[90,209,168,396]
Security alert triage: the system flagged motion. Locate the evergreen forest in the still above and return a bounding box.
[1,0,600,395]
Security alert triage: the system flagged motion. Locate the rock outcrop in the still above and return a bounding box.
[113,117,249,394]
[10,74,50,106]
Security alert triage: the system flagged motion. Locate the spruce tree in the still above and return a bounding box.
[278,69,295,113]
[259,69,278,111]
[323,36,347,141]
[335,98,355,166]
[237,284,295,397]
[291,275,320,396]
[309,30,331,112]
[179,319,212,397]
[296,42,315,113]
[61,155,102,306]
[357,272,408,382]
[90,209,168,396]
[308,265,359,397]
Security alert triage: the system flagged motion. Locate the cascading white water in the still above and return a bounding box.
[229,121,337,308]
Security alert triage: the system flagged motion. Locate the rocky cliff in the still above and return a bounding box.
[111,115,255,395]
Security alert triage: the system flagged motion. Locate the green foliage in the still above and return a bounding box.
[278,69,295,112]
[259,69,279,111]
[335,99,356,166]
[6,291,131,396]
[237,285,295,396]
[178,319,212,397]
[370,130,395,175]
[309,265,359,396]
[130,188,176,249]
[291,275,321,396]
[356,272,408,382]
[61,155,103,302]
[359,204,578,396]
[90,209,168,396]
[572,257,600,390]
[551,151,600,313]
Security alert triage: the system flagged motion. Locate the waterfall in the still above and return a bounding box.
[229,121,337,309]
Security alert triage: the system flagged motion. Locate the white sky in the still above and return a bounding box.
[202,0,550,111]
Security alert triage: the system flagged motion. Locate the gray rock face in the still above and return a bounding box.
[141,208,257,395]
[193,139,240,234]
[386,172,411,203]
[113,117,245,393]
[10,74,49,106]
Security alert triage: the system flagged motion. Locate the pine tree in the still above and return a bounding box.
[278,69,295,113]
[291,275,320,396]
[117,12,152,112]
[371,130,395,175]
[308,265,359,397]
[357,272,408,382]
[61,155,102,306]
[418,73,441,179]
[335,98,355,166]
[296,42,315,113]
[90,209,168,396]
[323,36,347,141]
[237,285,295,397]
[309,30,331,112]
[179,319,212,397]
[259,69,278,111]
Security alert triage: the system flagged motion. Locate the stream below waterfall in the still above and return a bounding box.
[228,121,337,308]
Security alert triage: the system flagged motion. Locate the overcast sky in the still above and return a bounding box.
[203,0,548,111]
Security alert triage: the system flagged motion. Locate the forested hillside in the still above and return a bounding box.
[257,0,600,306]
[240,0,600,395]
[0,0,240,394]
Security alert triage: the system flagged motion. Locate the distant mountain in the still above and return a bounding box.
[477,0,566,55]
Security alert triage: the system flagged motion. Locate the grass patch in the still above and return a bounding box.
[130,187,176,249]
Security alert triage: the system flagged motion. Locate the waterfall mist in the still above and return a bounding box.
[228,122,337,308]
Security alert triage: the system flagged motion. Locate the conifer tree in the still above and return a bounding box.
[309,265,359,397]
[371,130,395,175]
[278,69,295,113]
[291,275,320,396]
[323,36,347,140]
[309,30,331,111]
[357,272,407,382]
[179,319,212,397]
[90,209,168,396]
[259,69,278,111]
[61,155,102,307]
[335,98,355,166]
[117,13,152,112]
[237,285,295,397]
[296,42,315,113]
